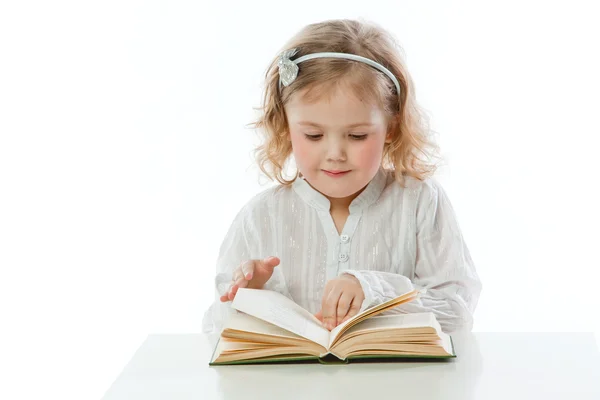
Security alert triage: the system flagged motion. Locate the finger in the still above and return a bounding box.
[258,256,280,272]
[218,280,232,302]
[228,285,237,300]
[229,276,249,299]
[221,282,235,302]
[341,297,362,323]
[314,310,323,322]
[234,275,249,289]
[265,256,280,267]
[240,261,255,280]
[320,284,331,327]
[320,282,331,309]
[232,268,244,281]
[226,267,255,299]
[322,287,342,330]
[336,293,354,326]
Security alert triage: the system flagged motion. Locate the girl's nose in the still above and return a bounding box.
[325,140,347,162]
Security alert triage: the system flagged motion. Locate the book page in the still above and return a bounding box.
[439,332,454,355]
[341,313,437,336]
[231,288,330,349]
[328,289,419,347]
[225,310,306,340]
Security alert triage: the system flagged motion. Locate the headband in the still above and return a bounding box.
[277,48,401,97]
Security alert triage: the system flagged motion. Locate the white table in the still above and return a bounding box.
[102,333,600,399]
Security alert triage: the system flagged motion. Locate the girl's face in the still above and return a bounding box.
[285,85,391,206]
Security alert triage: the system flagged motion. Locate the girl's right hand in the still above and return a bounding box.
[219,256,280,302]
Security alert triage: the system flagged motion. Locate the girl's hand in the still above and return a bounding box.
[219,256,280,302]
[314,274,365,330]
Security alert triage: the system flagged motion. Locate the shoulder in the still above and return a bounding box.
[246,183,291,209]
[412,176,446,204]
[234,183,292,222]
[384,171,445,206]
[396,175,459,231]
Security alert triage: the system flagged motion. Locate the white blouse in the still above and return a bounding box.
[202,168,482,334]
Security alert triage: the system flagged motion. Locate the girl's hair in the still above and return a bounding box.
[248,18,441,186]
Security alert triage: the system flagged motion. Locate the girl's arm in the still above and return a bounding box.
[343,180,482,333]
[201,202,290,335]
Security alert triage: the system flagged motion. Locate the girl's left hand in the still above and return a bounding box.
[314,274,365,330]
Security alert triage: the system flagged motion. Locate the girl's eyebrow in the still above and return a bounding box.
[297,121,374,128]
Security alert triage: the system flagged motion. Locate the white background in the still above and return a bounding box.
[1,1,599,399]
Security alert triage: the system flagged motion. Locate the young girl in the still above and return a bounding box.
[202,19,481,335]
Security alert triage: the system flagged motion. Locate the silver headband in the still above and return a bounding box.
[277,48,401,97]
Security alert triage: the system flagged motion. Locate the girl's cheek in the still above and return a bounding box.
[353,141,383,167]
[291,136,317,167]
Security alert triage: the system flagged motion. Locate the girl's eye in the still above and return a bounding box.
[303,133,368,140]
[305,134,323,140]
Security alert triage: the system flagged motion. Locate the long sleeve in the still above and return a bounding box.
[343,179,482,333]
[201,202,290,335]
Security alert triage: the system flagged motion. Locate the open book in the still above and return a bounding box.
[209,288,455,365]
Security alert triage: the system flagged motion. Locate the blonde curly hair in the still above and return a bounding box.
[248,19,441,186]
